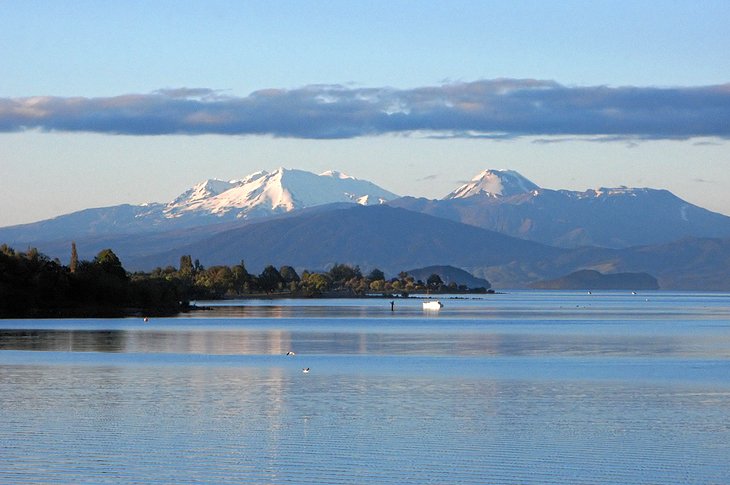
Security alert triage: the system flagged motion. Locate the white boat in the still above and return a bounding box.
[422,300,443,310]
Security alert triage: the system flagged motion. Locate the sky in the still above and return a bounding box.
[1,0,729,227]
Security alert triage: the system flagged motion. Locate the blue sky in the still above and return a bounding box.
[1,1,729,226]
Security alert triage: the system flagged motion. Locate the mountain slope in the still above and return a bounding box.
[390,169,730,248]
[0,168,398,244]
[128,205,568,284]
[15,202,730,290]
[445,169,539,199]
[164,168,398,219]
[126,205,730,290]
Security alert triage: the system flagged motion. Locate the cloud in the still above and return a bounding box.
[1,79,729,140]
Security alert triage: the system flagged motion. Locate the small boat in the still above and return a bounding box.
[422,300,443,311]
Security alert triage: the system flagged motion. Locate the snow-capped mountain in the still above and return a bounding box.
[445,169,539,199]
[6,166,730,289]
[164,168,398,219]
[390,169,730,248]
[0,168,398,243]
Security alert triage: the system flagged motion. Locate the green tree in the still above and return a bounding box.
[194,265,235,297]
[232,260,252,294]
[70,242,78,273]
[329,263,361,284]
[93,249,127,280]
[300,272,331,296]
[279,265,300,284]
[369,280,385,292]
[367,268,385,281]
[258,265,284,293]
[427,273,443,288]
[179,255,193,275]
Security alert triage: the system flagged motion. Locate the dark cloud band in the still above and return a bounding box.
[1,79,728,139]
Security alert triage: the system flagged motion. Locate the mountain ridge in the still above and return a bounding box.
[390,170,730,248]
[4,167,730,290]
[0,168,398,244]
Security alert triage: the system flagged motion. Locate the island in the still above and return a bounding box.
[529,269,659,290]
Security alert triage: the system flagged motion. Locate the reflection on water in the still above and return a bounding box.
[1,291,730,484]
[2,326,729,358]
[2,364,729,484]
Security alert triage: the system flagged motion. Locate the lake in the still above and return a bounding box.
[1,291,729,484]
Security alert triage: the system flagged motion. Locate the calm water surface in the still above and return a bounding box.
[1,291,729,484]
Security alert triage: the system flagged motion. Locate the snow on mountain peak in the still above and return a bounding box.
[164,168,399,220]
[444,169,540,199]
[169,178,236,207]
[320,170,355,180]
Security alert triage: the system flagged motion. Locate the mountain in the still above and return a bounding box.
[597,236,730,290]
[0,168,398,244]
[403,265,491,289]
[445,169,539,199]
[390,169,730,249]
[5,166,729,252]
[127,205,567,284]
[125,205,730,290]
[6,166,730,290]
[7,201,730,290]
[163,168,398,219]
[530,269,659,290]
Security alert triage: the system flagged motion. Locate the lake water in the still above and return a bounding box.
[1,291,729,484]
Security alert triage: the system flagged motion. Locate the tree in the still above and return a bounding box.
[279,265,300,284]
[300,272,331,296]
[93,249,127,280]
[369,280,385,292]
[329,263,361,284]
[427,273,443,288]
[70,242,78,273]
[194,266,235,297]
[179,255,193,275]
[367,268,385,281]
[258,265,284,293]
[232,260,252,294]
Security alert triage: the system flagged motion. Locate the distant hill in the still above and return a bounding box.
[390,169,730,249]
[598,236,730,290]
[121,205,730,290]
[128,205,563,284]
[403,265,491,289]
[530,269,659,290]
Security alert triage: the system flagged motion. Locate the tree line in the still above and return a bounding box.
[152,256,488,299]
[0,244,182,317]
[0,244,488,317]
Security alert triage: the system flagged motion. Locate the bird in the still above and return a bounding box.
[286,351,296,356]
[302,368,310,373]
